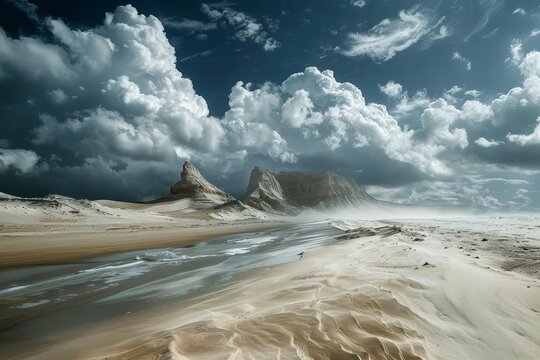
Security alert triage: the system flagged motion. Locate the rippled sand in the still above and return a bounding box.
[2,216,540,360]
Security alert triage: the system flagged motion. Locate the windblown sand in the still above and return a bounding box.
[3,215,538,360]
[0,196,278,267]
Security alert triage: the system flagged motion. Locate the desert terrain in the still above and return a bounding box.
[0,163,539,360]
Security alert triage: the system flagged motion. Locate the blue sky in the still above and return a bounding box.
[0,0,540,209]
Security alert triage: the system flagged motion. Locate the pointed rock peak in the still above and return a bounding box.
[170,161,231,200]
[180,161,204,183]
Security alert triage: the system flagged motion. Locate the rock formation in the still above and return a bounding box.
[169,161,232,203]
[241,167,375,213]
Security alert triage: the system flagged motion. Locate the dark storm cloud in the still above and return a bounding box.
[7,0,40,24]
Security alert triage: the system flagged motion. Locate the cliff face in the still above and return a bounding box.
[241,167,374,213]
[169,161,231,202]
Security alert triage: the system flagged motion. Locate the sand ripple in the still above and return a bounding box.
[105,280,432,360]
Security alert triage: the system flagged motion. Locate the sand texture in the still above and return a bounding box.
[2,215,537,360]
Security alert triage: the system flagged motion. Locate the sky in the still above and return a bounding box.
[0,0,539,210]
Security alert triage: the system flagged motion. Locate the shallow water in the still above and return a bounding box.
[0,220,341,344]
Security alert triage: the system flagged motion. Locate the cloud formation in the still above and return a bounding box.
[201,3,280,51]
[7,0,39,24]
[0,148,40,174]
[379,81,403,97]
[0,4,538,209]
[452,51,472,71]
[341,6,446,61]
[350,1,366,8]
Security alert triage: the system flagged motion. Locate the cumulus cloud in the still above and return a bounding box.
[222,67,473,176]
[281,89,324,128]
[416,99,468,150]
[222,81,296,163]
[0,3,539,208]
[460,100,493,122]
[379,81,403,97]
[519,51,540,78]
[475,137,503,147]
[341,6,446,61]
[512,8,526,16]
[201,3,280,51]
[0,5,228,198]
[0,27,74,81]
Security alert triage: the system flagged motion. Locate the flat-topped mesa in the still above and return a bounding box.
[241,166,375,213]
[170,161,230,200]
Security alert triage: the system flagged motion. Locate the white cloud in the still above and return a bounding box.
[519,51,540,78]
[351,0,366,8]
[281,89,323,128]
[224,67,470,176]
[443,85,463,103]
[0,5,225,171]
[530,29,540,38]
[460,100,493,122]
[379,81,403,97]
[341,7,446,61]
[452,51,471,71]
[0,148,40,174]
[48,18,116,71]
[0,28,74,81]
[512,8,526,16]
[464,89,481,98]
[201,3,280,52]
[1,4,540,207]
[507,117,540,145]
[508,39,523,65]
[417,99,468,150]
[475,137,503,147]
[393,90,430,117]
[446,85,462,95]
[223,81,296,163]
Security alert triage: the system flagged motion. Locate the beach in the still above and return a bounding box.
[1,215,539,360]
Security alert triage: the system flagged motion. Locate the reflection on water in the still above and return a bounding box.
[0,220,341,340]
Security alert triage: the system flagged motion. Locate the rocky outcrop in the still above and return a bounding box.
[168,161,232,203]
[241,167,375,213]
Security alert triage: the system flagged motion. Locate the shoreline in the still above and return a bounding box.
[0,221,284,267]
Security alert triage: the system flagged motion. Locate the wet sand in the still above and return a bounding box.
[0,221,281,267]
